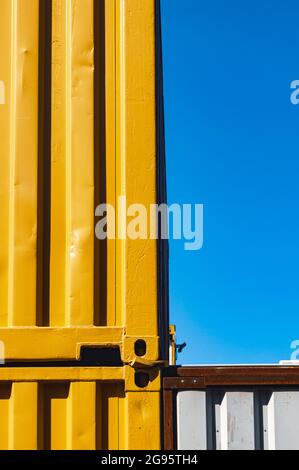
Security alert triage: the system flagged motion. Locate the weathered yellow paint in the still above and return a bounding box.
[125,366,161,393]
[0,326,124,360]
[116,0,158,340]
[0,384,10,450]
[67,382,96,450]
[0,0,12,326]
[0,0,161,344]
[50,0,94,327]
[123,392,161,450]
[0,367,125,382]
[0,0,39,326]
[0,0,164,450]
[9,382,38,450]
[47,383,69,450]
[123,336,160,365]
[0,367,161,450]
[102,383,122,450]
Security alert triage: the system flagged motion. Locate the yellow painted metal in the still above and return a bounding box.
[47,383,69,450]
[0,326,161,364]
[169,325,177,366]
[0,327,123,360]
[0,0,39,326]
[0,384,10,450]
[116,0,159,342]
[0,367,125,382]
[0,367,161,450]
[0,0,162,361]
[67,382,97,450]
[50,0,95,326]
[0,0,163,450]
[123,392,161,450]
[9,382,39,450]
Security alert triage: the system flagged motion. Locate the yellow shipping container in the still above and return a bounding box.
[0,0,168,449]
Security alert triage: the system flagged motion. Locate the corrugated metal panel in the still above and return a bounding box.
[0,0,40,327]
[177,391,207,450]
[263,391,299,450]
[0,0,167,363]
[0,0,167,450]
[50,0,95,327]
[175,389,299,451]
[164,367,299,450]
[216,391,255,450]
[0,366,161,450]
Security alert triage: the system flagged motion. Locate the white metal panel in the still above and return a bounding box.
[217,392,255,450]
[264,392,299,450]
[175,388,299,450]
[177,391,207,450]
[214,399,221,451]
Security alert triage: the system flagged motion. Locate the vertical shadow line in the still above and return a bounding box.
[37,383,46,450]
[155,0,170,360]
[94,0,107,326]
[36,0,52,326]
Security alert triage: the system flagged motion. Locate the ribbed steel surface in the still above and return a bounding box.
[176,388,299,450]
[164,366,299,450]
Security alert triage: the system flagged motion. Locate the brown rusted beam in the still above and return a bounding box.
[163,389,175,450]
[164,377,205,390]
[165,366,299,386]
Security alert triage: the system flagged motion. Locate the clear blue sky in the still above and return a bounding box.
[161,0,299,364]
